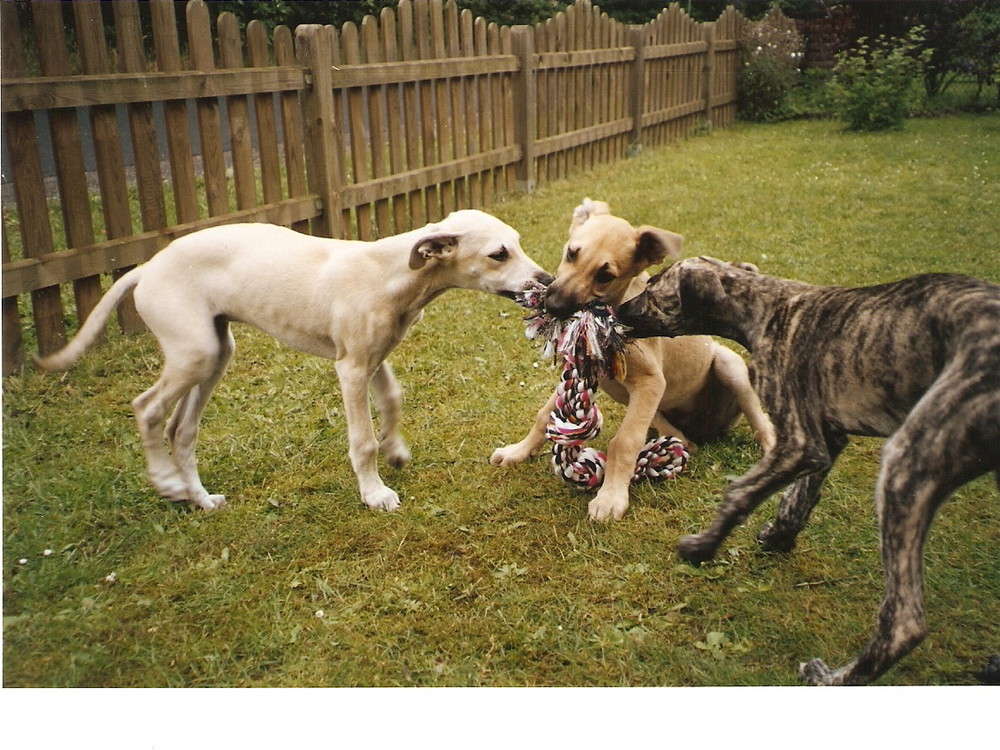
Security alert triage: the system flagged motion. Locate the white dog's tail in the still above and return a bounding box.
[33,266,145,372]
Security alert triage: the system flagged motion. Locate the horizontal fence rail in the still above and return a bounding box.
[1,0,790,374]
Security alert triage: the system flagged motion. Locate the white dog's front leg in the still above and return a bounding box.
[335,359,401,511]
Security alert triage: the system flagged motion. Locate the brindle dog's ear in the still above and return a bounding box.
[409,233,460,270]
[679,262,726,309]
[634,227,684,270]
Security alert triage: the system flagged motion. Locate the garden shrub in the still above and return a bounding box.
[737,8,805,122]
[830,26,932,131]
[954,4,1000,106]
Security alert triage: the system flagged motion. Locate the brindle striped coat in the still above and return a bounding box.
[618,257,1000,686]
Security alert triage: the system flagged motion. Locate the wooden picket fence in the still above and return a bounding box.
[1,0,782,375]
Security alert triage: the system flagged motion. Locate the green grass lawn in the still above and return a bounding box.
[3,114,999,688]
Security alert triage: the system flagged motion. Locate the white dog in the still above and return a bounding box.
[36,212,552,512]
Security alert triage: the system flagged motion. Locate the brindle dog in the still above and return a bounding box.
[617,257,1000,686]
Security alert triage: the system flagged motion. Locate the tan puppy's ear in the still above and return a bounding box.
[570,197,612,228]
[409,233,460,269]
[634,226,684,269]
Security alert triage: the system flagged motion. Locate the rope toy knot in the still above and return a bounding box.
[516,289,688,489]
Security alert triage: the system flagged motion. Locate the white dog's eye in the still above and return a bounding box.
[596,265,616,285]
[565,246,579,262]
[489,246,509,262]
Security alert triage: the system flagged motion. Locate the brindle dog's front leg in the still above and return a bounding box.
[756,432,848,552]
[678,434,833,563]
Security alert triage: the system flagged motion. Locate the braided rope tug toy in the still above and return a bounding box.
[516,289,689,489]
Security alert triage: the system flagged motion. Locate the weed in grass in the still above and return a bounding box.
[4,116,999,687]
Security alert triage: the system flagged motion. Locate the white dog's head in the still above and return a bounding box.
[408,210,552,298]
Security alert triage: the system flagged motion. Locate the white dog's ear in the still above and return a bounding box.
[409,233,460,270]
[634,226,684,269]
[571,197,611,228]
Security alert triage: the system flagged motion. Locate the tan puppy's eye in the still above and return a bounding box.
[489,246,509,262]
[565,246,579,262]
[596,265,616,285]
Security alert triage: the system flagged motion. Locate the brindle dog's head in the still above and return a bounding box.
[617,256,760,339]
[543,198,684,319]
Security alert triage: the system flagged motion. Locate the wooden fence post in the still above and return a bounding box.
[629,24,646,153]
[703,21,716,126]
[511,25,535,194]
[296,24,343,238]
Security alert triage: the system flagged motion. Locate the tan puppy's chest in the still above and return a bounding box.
[599,335,717,412]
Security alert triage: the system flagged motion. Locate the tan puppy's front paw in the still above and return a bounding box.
[588,490,629,521]
[489,443,535,467]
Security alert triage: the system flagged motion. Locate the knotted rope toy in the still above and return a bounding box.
[516,289,689,489]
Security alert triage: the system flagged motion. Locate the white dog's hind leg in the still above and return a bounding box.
[370,361,411,469]
[132,368,205,504]
[335,358,401,511]
[165,324,236,510]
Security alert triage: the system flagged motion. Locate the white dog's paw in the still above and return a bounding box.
[490,443,533,466]
[588,491,629,522]
[363,486,401,512]
[150,474,191,503]
[193,494,227,511]
[381,437,412,469]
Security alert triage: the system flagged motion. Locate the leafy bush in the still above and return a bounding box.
[738,9,806,122]
[955,4,1000,106]
[830,26,932,131]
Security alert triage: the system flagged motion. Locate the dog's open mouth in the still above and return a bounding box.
[501,278,550,301]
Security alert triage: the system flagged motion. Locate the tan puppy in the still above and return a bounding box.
[491,199,775,521]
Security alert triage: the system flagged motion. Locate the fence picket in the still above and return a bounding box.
[73,0,143,334]
[273,25,310,233]
[247,21,283,206]
[431,0,456,216]
[150,0,200,225]
[414,0,441,222]
[475,18,496,207]
[32,0,104,334]
[397,0,425,227]
[460,10,481,210]
[3,2,66,356]
[219,12,259,211]
[114,1,169,234]
[361,15,391,238]
[341,22,372,241]
[188,0,230,217]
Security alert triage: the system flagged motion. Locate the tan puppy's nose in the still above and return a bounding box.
[543,284,580,319]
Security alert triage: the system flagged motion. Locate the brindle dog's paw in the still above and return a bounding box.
[979,654,1000,685]
[755,521,797,553]
[676,534,718,564]
[799,659,836,685]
